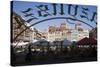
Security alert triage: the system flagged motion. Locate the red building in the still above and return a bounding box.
[77,37,97,48]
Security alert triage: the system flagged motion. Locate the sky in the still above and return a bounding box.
[11,1,97,31]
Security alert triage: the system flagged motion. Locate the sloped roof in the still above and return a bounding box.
[77,37,97,45]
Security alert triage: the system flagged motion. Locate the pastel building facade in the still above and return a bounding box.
[47,22,89,42]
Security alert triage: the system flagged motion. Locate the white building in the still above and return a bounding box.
[47,22,89,42]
